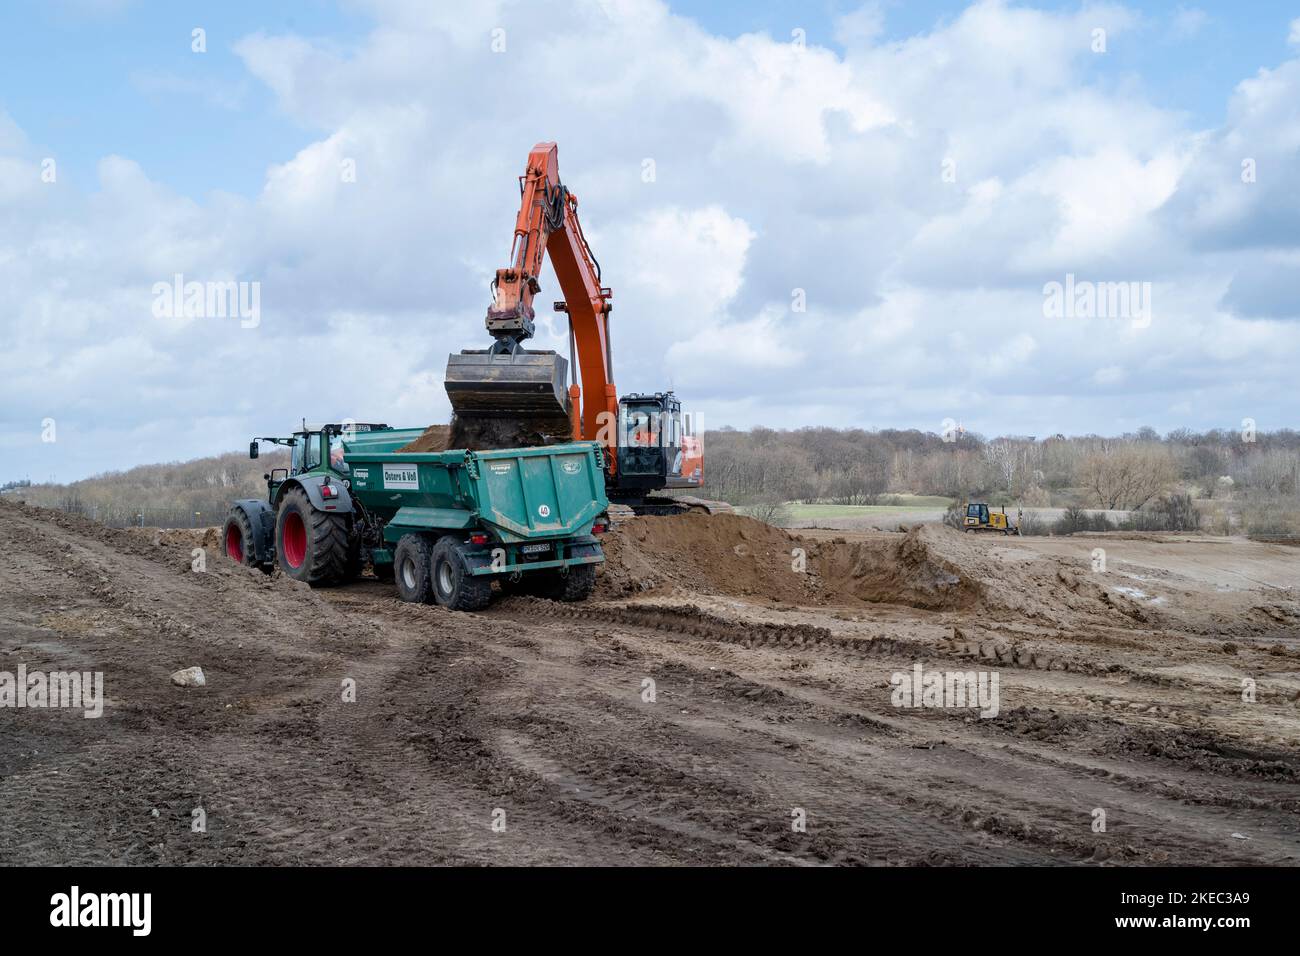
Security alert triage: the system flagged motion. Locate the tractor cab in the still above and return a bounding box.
[616,392,701,494]
[250,423,390,495]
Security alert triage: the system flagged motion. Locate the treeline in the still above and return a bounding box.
[4,449,289,528]
[6,426,1299,534]
[704,425,1300,532]
[951,494,1206,536]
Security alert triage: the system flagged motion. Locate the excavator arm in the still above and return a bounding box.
[443,142,715,511]
[446,143,619,460]
[485,143,618,447]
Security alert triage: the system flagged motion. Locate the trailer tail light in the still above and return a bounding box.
[469,533,489,546]
[591,521,608,535]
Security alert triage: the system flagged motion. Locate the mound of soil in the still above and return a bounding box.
[595,514,979,609]
[397,424,452,453]
[597,513,820,603]
[597,514,1154,623]
[813,524,981,610]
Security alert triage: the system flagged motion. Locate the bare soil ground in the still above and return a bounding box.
[1,499,1297,866]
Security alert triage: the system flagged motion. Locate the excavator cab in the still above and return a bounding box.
[616,392,701,494]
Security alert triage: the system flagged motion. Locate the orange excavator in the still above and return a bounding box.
[445,142,717,514]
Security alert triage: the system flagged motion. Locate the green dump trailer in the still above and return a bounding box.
[222,422,610,610]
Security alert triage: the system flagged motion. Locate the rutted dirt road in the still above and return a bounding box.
[1,500,1297,865]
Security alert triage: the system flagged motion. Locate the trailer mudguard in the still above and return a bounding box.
[230,498,276,563]
[276,474,355,515]
[381,506,477,543]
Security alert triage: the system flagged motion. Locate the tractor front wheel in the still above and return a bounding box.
[430,537,492,611]
[275,488,349,586]
[223,508,261,570]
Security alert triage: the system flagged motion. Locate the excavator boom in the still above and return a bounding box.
[444,143,714,511]
[445,143,617,450]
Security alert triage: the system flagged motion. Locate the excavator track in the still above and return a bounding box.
[615,496,734,517]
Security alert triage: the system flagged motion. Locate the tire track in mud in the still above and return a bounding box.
[4,500,1298,866]
[473,609,1103,863]
[517,598,1300,749]
[458,627,1054,864]
[483,599,1300,864]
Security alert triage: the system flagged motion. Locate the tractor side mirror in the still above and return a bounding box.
[249,441,259,459]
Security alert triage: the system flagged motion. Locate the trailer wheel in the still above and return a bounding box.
[393,534,434,603]
[534,564,596,602]
[275,488,349,586]
[222,508,260,569]
[430,537,492,611]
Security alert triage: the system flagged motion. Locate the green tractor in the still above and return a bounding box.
[222,422,609,610]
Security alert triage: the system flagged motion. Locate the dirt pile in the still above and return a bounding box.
[597,514,1158,623]
[812,524,981,610]
[597,515,983,610]
[597,513,819,602]
[397,424,452,453]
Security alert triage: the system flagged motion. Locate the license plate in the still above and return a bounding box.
[521,543,551,555]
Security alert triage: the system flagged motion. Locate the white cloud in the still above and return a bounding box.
[3,0,1300,480]
[1171,7,1208,40]
[1092,365,1124,386]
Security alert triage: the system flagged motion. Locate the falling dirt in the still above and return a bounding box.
[2,497,1298,866]
[397,416,571,454]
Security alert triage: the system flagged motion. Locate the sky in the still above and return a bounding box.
[1,0,1298,482]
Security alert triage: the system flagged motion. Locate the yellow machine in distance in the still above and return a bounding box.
[962,502,1022,535]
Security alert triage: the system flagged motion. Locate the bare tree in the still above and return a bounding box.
[1081,445,1176,510]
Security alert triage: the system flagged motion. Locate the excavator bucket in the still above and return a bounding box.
[444,348,574,446]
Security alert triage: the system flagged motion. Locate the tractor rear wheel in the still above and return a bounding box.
[275,488,349,586]
[222,508,261,569]
[393,534,434,603]
[430,537,492,611]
